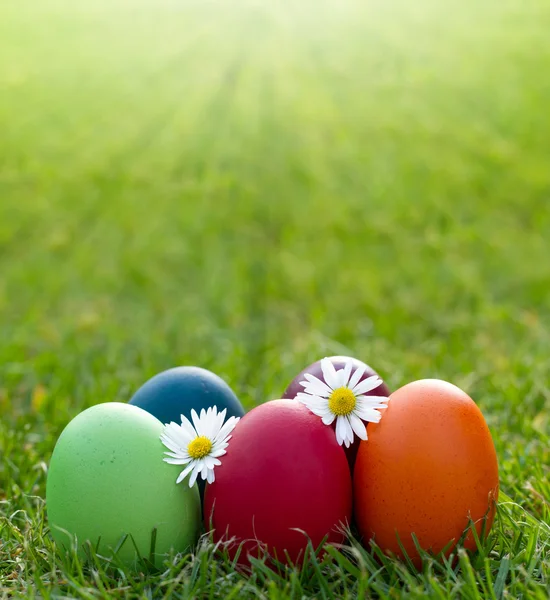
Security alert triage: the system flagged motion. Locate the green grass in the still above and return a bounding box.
[1,0,549,597]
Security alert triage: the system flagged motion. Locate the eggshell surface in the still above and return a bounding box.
[204,400,352,565]
[283,356,391,467]
[46,403,201,566]
[129,366,245,427]
[354,379,499,565]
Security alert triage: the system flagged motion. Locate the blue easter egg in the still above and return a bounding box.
[129,366,245,427]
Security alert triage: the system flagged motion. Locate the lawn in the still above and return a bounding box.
[0,0,549,597]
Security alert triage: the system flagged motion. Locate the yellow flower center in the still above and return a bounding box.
[187,436,212,459]
[328,387,356,416]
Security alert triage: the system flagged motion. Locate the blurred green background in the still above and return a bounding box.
[0,0,548,576]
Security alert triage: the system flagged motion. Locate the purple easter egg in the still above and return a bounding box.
[282,356,391,468]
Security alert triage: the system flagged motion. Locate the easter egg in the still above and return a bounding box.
[354,379,499,566]
[282,356,391,467]
[204,400,352,565]
[46,403,201,567]
[130,366,245,427]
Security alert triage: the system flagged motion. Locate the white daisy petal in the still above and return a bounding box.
[355,396,388,408]
[212,412,221,434]
[321,358,339,390]
[171,418,191,434]
[335,416,347,446]
[322,412,336,426]
[340,361,353,387]
[211,408,226,438]
[207,469,215,484]
[295,391,319,402]
[212,448,228,459]
[176,462,196,485]
[164,456,193,465]
[217,407,228,426]
[343,417,354,445]
[204,455,221,469]
[165,422,193,449]
[316,405,334,418]
[355,398,388,412]
[296,394,326,410]
[303,374,333,397]
[301,383,331,397]
[163,450,190,460]
[178,416,198,440]
[206,409,216,432]
[190,409,203,435]
[356,394,389,405]
[211,447,227,458]
[347,364,366,391]
[349,413,368,440]
[212,437,230,450]
[352,375,383,396]
[159,434,184,455]
[354,406,383,423]
[217,416,240,442]
[203,406,210,419]
[163,423,189,441]
[301,395,327,410]
[161,435,188,458]
[306,402,331,418]
[207,413,220,439]
[193,457,206,471]
[188,466,200,488]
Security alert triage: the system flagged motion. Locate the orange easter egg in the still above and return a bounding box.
[354,379,499,566]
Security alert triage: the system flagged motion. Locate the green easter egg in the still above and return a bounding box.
[46,402,201,567]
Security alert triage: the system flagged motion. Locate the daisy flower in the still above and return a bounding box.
[160,406,240,487]
[296,357,388,447]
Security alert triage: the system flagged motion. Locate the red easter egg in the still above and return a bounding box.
[354,379,499,567]
[204,400,352,566]
[282,356,391,468]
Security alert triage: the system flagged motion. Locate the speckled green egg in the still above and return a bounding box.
[46,402,201,567]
